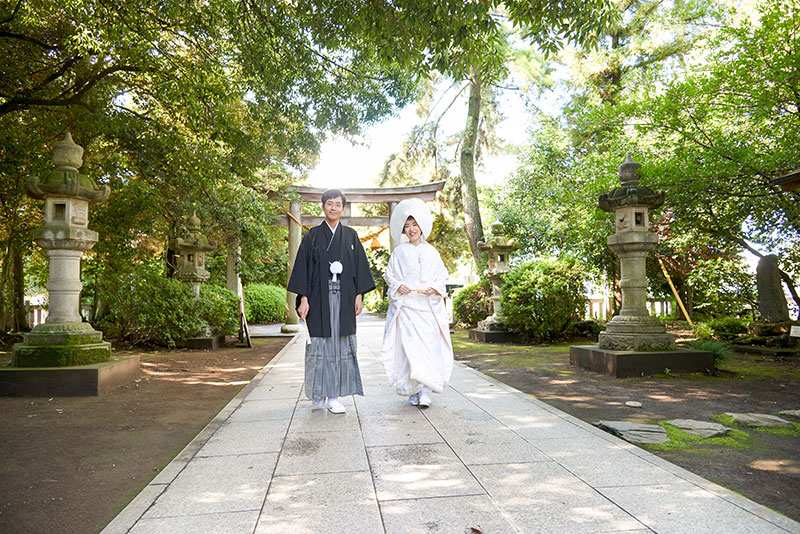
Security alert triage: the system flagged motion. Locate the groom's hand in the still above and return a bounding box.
[355,294,363,316]
[298,296,309,320]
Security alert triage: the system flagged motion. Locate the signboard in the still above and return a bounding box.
[791,325,800,338]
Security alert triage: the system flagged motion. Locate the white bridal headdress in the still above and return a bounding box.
[390,198,433,244]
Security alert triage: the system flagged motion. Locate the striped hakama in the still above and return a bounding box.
[304,280,363,400]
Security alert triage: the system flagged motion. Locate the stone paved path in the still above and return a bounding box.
[103,314,800,534]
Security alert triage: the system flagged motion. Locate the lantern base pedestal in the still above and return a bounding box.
[468,328,522,344]
[0,356,138,396]
[12,323,112,367]
[182,335,226,350]
[598,331,675,351]
[569,345,714,378]
[280,323,302,334]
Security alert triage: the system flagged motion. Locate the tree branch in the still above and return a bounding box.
[0,30,59,50]
[0,64,143,116]
[0,0,23,25]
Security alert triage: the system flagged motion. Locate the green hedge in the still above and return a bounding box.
[453,279,493,327]
[97,263,241,347]
[98,266,206,347]
[243,283,286,324]
[198,284,239,336]
[501,258,587,342]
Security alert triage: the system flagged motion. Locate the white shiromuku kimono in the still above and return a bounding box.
[381,241,454,396]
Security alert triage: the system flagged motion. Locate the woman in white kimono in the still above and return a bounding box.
[381,198,453,407]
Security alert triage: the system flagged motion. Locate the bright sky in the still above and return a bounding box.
[306,83,541,190]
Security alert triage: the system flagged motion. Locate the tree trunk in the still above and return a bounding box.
[0,241,11,332]
[11,239,28,331]
[460,76,485,267]
[0,237,30,332]
[165,218,180,278]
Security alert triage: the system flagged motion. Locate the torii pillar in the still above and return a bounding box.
[279,181,446,333]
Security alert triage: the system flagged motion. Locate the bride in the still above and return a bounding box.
[380,198,453,407]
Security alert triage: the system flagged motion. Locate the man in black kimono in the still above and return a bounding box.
[287,189,376,413]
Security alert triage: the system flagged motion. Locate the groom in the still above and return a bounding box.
[287,189,375,413]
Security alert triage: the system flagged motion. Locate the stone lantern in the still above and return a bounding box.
[570,153,714,376]
[13,133,112,367]
[469,222,518,342]
[170,213,217,298]
[596,154,675,351]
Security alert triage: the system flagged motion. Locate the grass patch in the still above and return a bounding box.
[450,331,569,373]
[716,353,800,381]
[451,330,800,383]
[755,423,800,437]
[643,423,753,452]
[711,414,800,437]
[712,414,735,426]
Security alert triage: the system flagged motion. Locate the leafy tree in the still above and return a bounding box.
[687,257,757,319]
[616,0,800,314]
[499,0,799,319]
[375,1,616,268]
[0,0,421,334]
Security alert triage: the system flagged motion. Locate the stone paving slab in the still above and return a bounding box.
[104,314,800,534]
[256,472,383,534]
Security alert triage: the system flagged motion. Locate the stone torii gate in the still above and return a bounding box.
[277,181,445,333]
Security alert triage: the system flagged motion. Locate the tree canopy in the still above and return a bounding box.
[493,0,799,319]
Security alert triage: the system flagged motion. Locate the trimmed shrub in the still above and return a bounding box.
[199,284,240,336]
[243,283,286,324]
[98,265,205,347]
[453,279,493,327]
[708,316,748,341]
[501,258,587,342]
[573,319,604,340]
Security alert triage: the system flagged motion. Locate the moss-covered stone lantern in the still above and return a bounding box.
[596,154,674,351]
[13,133,112,367]
[170,213,217,298]
[476,221,518,332]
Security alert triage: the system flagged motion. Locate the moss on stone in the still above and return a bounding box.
[643,422,753,452]
[12,343,111,367]
[710,414,800,437]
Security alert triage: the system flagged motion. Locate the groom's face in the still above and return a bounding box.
[323,196,344,223]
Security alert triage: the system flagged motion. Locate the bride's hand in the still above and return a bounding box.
[397,284,412,295]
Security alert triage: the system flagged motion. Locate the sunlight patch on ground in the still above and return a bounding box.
[646,394,685,403]
[184,380,250,386]
[748,460,800,474]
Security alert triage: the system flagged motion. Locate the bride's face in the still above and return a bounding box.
[403,217,422,243]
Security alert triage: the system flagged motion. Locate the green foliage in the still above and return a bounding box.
[489,116,614,281]
[687,258,757,320]
[692,322,714,340]
[689,339,732,364]
[501,258,588,342]
[97,264,205,347]
[708,316,748,341]
[572,319,604,340]
[367,296,390,315]
[366,247,390,299]
[692,316,748,343]
[198,284,239,336]
[243,283,286,324]
[644,423,752,453]
[453,279,493,327]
